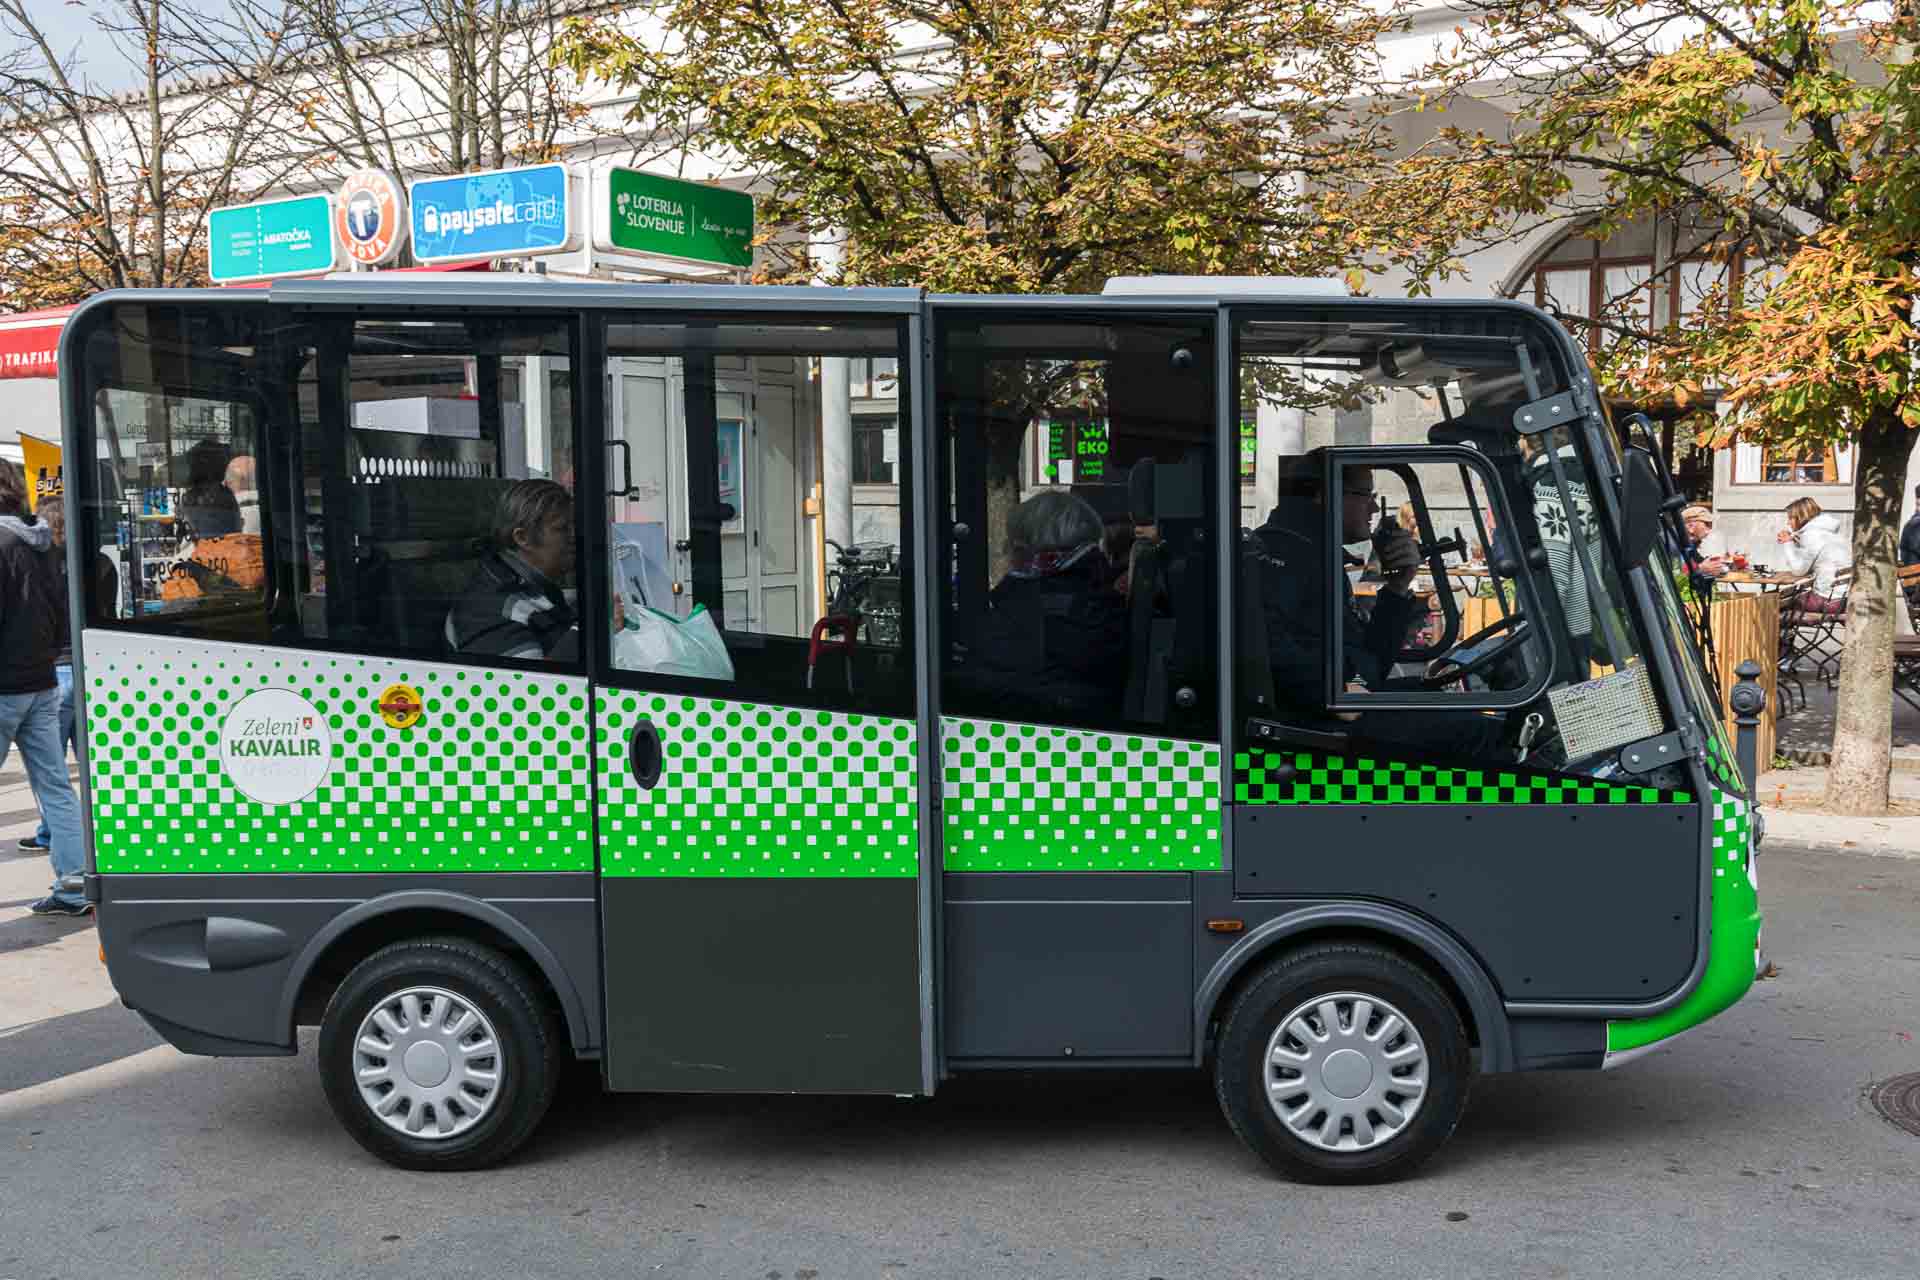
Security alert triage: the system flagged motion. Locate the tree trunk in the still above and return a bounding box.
[1823,405,1911,815]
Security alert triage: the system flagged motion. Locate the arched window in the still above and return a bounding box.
[1517,208,1779,352]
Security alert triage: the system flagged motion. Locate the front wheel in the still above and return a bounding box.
[318,937,563,1171]
[1213,942,1471,1184]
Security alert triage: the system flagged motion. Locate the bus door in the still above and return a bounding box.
[591,302,932,1093]
[1227,304,1703,1003]
[930,305,1225,1063]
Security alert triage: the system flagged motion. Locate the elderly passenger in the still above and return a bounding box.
[960,491,1129,720]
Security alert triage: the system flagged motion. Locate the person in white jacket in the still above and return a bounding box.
[1777,497,1852,613]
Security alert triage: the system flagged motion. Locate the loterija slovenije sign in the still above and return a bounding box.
[410,164,577,263]
[596,168,753,269]
[208,195,337,282]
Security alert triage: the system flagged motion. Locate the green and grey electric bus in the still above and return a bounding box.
[61,278,1761,1182]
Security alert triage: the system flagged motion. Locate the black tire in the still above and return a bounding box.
[1213,942,1471,1184]
[318,936,563,1171]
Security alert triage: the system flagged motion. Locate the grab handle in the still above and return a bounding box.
[628,717,663,790]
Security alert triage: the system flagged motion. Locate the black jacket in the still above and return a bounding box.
[443,551,579,662]
[956,557,1128,721]
[0,514,67,695]
[1248,503,1420,716]
[1901,513,1920,568]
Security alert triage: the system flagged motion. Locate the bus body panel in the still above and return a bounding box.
[58,284,1759,1143]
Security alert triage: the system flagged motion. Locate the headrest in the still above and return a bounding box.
[1128,457,1205,523]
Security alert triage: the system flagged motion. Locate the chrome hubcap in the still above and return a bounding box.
[1264,992,1429,1152]
[353,986,503,1141]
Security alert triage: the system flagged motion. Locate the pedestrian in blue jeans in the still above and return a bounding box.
[17,495,76,854]
[0,464,88,917]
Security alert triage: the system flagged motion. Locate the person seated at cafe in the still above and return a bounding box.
[1680,505,1728,578]
[446,480,580,662]
[1778,497,1851,615]
[957,490,1128,720]
[1900,483,1920,568]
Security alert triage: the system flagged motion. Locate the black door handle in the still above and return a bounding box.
[608,439,633,497]
[628,717,663,790]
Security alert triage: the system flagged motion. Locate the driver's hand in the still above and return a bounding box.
[1375,526,1421,594]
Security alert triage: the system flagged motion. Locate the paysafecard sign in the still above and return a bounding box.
[408,163,579,263]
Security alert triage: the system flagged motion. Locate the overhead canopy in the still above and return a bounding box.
[0,306,75,380]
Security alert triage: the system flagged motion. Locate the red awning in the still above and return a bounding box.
[0,260,495,379]
[0,306,76,381]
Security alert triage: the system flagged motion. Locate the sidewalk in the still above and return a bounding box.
[1774,680,1920,773]
[1753,762,1920,858]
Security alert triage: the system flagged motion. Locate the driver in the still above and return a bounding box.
[1246,458,1424,719]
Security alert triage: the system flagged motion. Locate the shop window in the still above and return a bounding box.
[853,415,898,485]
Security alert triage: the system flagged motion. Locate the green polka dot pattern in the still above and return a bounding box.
[940,717,1222,872]
[83,632,594,873]
[1702,722,1744,794]
[1234,749,1692,806]
[597,691,918,877]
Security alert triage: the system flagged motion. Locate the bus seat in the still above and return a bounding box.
[1122,540,1172,723]
[356,477,517,656]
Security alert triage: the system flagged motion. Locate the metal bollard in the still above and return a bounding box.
[1728,659,1766,791]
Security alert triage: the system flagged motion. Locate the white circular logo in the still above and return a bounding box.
[220,688,333,806]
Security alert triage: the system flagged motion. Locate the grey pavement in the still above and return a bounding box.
[1775,679,1920,771]
[4,768,1920,1278]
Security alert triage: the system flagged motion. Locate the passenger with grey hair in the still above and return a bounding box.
[957,490,1129,719]
[445,479,580,661]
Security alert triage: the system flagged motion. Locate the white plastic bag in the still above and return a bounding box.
[613,604,736,681]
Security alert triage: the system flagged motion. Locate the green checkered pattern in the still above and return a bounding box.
[1234,749,1692,806]
[1608,783,1761,1054]
[597,692,918,877]
[84,632,593,873]
[940,717,1222,871]
[1702,723,1745,793]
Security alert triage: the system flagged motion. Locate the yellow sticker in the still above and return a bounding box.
[378,683,424,730]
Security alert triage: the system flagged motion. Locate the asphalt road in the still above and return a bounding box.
[3,835,1918,1280]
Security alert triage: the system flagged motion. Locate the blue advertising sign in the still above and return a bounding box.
[408,163,577,263]
[208,195,336,282]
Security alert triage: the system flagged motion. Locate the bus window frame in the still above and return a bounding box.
[280,306,592,677]
[70,303,278,638]
[928,297,1226,742]
[584,307,923,718]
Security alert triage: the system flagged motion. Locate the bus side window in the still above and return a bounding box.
[76,303,271,640]
[935,314,1218,739]
[601,318,914,717]
[294,316,580,665]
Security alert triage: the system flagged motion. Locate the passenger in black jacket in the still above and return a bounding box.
[0,461,88,916]
[445,480,580,662]
[959,491,1128,721]
[1246,462,1422,719]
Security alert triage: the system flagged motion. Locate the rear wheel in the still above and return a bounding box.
[1214,942,1471,1184]
[318,937,562,1171]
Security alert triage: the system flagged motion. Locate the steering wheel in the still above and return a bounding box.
[1421,610,1533,690]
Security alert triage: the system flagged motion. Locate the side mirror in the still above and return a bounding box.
[1621,445,1665,569]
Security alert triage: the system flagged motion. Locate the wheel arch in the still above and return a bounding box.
[279,891,594,1056]
[1194,904,1513,1073]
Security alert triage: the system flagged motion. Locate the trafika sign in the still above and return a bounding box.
[220,688,333,806]
[336,168,407,266]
